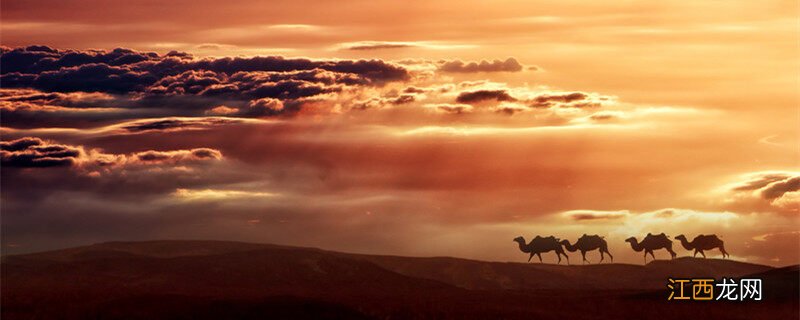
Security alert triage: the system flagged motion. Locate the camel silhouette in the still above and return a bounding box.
[560,234,613,264]
[675,234,729,259]
[513,235,570,264]
[625,233,677,263]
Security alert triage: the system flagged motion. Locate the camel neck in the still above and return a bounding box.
[678,238,693,250]
[562,240,578,252]
[628,240,644,252]
[516,240,531,253]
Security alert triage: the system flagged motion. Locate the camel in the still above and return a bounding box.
[513,235,570,264]
[625,233,677,263]
[560,234,613,264]
[675,234,729,259]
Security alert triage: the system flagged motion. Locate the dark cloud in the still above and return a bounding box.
[494,105,527,115]
[134,148,222,163]
[570,213,625,221]
[0,89,115,108]
[0,46,409,123]
[732,173,793,192]
[529,92,590,108]
[761,176,800,200]
[0,88,191,128]
[0,100,166,130]
[725,172,800,214]
[245,79,337,100]
[340,42,416,51]
[0,137,49,152]
[1,46,607,129]
[403,86,426,94]
[438,58,523,73]
[118,117,245,133]
[0,46,408,92]
[456,90,517,104]
[146,55,408,84]
[564,210,627,221]
[27,64,159,94]
[1,136,224,170]
[1,46,159,74]
[146,70,225,95]
[389,94,415,105]
[730,172,799,201]
[588,112,619,121]
[0,137,82,167]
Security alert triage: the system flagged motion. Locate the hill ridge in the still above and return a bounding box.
[3,239,782,291]
[3,240,797,320]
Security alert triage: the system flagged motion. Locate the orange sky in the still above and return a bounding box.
[1,0,798,266]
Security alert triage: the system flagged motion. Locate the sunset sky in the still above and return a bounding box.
[1,0,798,266]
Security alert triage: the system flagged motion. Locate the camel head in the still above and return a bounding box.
[513,236,532,254]
[559,239,570,246]
[674,234,687,242]
[624,237,637,243]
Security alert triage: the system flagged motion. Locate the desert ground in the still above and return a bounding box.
[2,240,797,319]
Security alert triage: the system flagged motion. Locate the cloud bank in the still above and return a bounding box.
[1,45,796,267]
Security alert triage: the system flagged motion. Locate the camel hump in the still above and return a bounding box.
[644,233,669,243]
[698,234,721,241]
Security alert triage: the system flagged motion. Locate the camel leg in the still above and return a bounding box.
[649,251,656,261]
[719,245,729,259]
[699,250,706,258]
[600,245,611,263]
[666,245,677,259]
[643,251,649,264]
[599,250,604,263]
[537,253,543,263]
[605,249,613,263]
[528,253,534,262]
[693,249,699,257]
[581,251,588,264]
[557,250,569,265]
